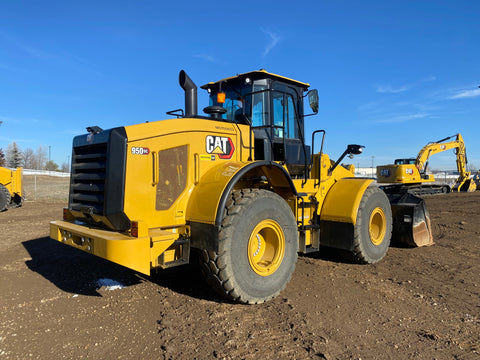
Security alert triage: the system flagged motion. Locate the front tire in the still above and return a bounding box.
[352,186,392,264]
[201,189,298,304]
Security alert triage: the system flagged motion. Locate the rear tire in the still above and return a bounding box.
[201,189,298,304]
[353,186,392,264]
[0,185,10,212]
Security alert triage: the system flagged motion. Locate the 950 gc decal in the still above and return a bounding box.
[131,146,150,155]
[205,135,234,159]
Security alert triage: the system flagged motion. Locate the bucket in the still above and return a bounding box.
[387,192,433,247]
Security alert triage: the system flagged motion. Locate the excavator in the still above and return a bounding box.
[376,134,476,195]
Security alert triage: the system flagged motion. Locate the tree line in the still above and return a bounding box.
[0,141,69,172]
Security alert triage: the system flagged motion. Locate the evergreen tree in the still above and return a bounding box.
[6,141,23,168]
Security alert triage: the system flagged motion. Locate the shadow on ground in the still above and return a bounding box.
[22,237,144,296]
[22,237,220,302]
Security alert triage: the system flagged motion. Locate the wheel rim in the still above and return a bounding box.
[369,207,387,246]
[247,219,285,276]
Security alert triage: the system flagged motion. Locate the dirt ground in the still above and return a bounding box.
[22,175,70,202]
[0,192,479,359]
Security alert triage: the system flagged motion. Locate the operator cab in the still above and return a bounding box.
[201,70,316,177]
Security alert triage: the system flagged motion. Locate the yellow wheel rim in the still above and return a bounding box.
[247,219,285,276]
[369,207,386,246]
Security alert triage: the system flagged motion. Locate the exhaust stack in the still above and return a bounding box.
[179,70,197,117]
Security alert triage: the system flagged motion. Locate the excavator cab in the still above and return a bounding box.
[394,158,416,165]
[201,70,313,178]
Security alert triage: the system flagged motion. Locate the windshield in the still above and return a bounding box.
[394,158,416,165]
[208,83,268,125]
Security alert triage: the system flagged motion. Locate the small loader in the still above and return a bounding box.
[0,166,23,211]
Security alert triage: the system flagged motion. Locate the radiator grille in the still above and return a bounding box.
[70,143,108,214]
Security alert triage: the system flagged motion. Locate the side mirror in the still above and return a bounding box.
[346,144,364,156]
[308,89,319,114]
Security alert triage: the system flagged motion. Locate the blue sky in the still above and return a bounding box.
[1,0,479,170]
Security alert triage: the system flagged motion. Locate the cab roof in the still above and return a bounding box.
[200,69,310,91]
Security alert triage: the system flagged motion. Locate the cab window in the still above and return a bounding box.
[250,87,268,127]
[286,95,297,138]
[208,83,268,126]
[272,92,299,139]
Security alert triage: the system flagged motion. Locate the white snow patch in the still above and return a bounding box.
[95,278,125,291]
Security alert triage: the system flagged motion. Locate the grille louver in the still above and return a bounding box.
[70,143,107,214]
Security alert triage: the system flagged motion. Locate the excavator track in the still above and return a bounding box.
[380,183,450,197]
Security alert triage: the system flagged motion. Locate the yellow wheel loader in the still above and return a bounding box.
[377,134,476,195]
[50,70,432,304]
[0,166,23,211]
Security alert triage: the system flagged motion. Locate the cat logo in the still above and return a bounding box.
[205,135,235,159]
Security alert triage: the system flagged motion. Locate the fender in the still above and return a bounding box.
[320,178,373,251]
[187,161,297,251]
[320,178,373,224]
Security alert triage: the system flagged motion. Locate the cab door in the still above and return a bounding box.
[271,85,309,176]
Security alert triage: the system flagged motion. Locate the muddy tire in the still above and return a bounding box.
[352,186,392,264]
[0,184,11,212]
[201,189,298,304]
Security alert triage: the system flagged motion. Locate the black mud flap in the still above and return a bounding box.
[387,192,433,247]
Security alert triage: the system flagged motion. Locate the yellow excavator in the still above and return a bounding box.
[377,134,476,195]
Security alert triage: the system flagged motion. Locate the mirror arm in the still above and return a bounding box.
[328,145,364,175]
[328,149,349,175]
